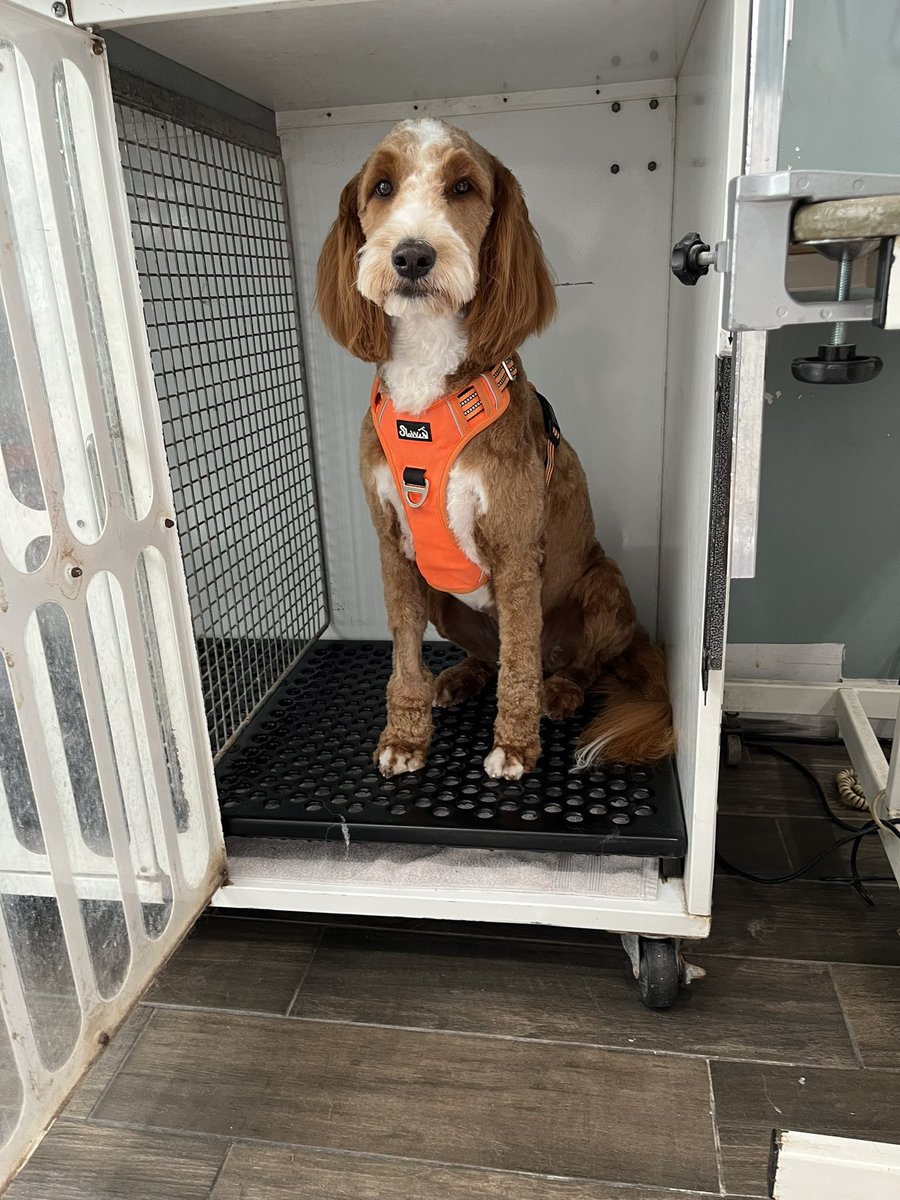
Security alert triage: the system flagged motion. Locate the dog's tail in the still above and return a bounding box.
[575,628,675,767]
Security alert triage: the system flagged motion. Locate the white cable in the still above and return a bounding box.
[835,767,891,830]
[834,767,867,811]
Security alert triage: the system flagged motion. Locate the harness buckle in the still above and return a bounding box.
[402,466,429,509]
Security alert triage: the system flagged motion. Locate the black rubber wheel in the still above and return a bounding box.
[725,732,743,767]
[638,939,681,1009]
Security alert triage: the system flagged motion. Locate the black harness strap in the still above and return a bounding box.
[535,390,561,484]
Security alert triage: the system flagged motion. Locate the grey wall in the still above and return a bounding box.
[727,0,900,677]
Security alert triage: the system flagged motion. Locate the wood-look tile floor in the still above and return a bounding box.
[10,742,900,1199]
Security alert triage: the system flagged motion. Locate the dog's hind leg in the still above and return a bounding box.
[541,666,592,720]
[428,592,499,707]
[539,552,633,721]
[571,547,673,766]
[434,657,495,707]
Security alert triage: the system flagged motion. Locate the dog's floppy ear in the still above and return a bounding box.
[465,159,557,363]
[316,172,391,363]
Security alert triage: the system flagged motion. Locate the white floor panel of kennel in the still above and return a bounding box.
[213,837,706,937]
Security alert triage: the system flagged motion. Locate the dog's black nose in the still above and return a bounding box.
[392,239,436,280]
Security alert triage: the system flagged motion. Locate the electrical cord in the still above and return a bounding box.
[715,826,877,886]
[742,740,861,832]
[717,741,900,906]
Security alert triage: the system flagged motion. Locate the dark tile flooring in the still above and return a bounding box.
[9,742,900,1199]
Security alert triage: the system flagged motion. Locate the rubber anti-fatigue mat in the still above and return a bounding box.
[215,641,686,859]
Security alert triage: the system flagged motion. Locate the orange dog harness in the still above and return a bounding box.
[371,359,560,595]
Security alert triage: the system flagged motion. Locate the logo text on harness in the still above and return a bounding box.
[396,420,432,442]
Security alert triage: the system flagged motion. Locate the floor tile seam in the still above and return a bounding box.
[123,1006,862,1070]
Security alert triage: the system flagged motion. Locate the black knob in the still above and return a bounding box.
[671,231,711,286]
[791,343,883,385]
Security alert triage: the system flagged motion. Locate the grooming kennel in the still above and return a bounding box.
[4,0,900,1184]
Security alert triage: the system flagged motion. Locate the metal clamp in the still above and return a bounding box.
[719,170,900,333]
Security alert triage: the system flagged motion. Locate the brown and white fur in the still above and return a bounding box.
[317,118,673,781]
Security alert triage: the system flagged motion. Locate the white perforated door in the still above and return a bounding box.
[0,3,225,1188]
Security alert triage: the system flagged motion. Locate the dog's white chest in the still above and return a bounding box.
[445,466,495,611]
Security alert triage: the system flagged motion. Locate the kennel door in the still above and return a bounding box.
[659,0,781,919]
[0,3,225,1189]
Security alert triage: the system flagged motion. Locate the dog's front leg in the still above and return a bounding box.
[484,553,543,780]
[373,524,434,777]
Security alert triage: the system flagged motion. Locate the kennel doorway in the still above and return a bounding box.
[0,0,821,1185]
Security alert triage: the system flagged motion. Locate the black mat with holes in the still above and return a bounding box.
[215,641,686,860]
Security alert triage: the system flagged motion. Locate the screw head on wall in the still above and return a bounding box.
[51,2,67,17]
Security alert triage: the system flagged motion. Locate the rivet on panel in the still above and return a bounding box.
[649,98,659,110]
[610,164,620,174]
[51,1,67,16]
[611,54,621,66]
[647,161,657,171]
[776,305,788,318]
[91,40,104,55]
[164,517,176,528]
[69,566,83,579]
[611,101,621,112]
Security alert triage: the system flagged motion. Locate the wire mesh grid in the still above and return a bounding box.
[115,102,327,758]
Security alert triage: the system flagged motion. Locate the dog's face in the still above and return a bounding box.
[355,119,493,319]
[317,118,556,365]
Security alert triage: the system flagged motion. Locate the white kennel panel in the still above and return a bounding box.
[0,4,224,1189]
[280,89,677,637]
[73,0,705,110]
[659,0,755,918]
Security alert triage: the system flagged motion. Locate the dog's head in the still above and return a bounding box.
[316,118,556,364]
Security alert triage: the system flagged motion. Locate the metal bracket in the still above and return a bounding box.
[717,170,900,332]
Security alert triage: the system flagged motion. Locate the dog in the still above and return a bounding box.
[317,118,673,781]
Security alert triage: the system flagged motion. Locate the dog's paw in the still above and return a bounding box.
[375,742,427,777]
[484,744,539,780]
[434,660,492,708]
[541,675,584,721]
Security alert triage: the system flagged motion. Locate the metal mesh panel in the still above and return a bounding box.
[115,103,327,758]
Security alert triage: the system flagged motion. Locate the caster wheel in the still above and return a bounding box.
[725,731,743,767]
[638,939,681,1010]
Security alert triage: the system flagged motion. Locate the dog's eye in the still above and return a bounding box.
[452,179,472,195]
[373,179,393,197]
